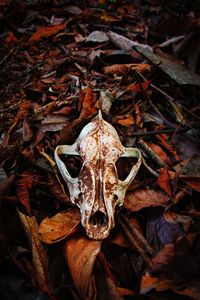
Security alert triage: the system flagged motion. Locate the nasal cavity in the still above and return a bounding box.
[89,211,108,227]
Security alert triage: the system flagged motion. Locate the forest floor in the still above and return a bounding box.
[0,1,200,300]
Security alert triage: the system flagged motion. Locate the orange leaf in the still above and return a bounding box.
[116,115,135,126]
[147,142,171,165]
[124,188,169,211]
[64,234,101,299]
[29,22,66,42]
[128,80,151,92]
[38,209,80,244]
[157,168,173,196]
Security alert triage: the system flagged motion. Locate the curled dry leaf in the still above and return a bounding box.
[64,234,101,300]
[38,209,80,244]
[103,63,151,75]
[29,22,67,42]
[124,189,169,212]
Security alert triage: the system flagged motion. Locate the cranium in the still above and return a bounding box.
[55,111,141,240]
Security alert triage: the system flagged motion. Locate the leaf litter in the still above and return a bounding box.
[0,1,200,300]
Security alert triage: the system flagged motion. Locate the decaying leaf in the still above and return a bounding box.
[64,234,101,299]
[124,189,169,212]
[18,210,53,295]
[103,63,151,75]
[38,209,80,244]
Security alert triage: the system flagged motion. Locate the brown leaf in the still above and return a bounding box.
[16,172,44,213]
[157,168,173,196]
[147,142,171,165]
[40,114,68,132]
[48,174,70,204]
[18,210,53,295]
[38,209,80,244]
[141,234,200,300]
[124,189,169,211]
[64,234,101,299]
[103,63,150,75]
[29,22,67,42]
[60,87,98,143]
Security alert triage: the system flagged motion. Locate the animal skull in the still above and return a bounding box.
[55,112,141,240]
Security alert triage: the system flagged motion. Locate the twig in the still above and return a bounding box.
[117,214,154,268]
[131,125,199,137]
[0,47,15,66]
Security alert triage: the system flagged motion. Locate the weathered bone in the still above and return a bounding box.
[55,111,141,240]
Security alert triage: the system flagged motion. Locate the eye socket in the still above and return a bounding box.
[116,156,138,181]
[60,154,83,178]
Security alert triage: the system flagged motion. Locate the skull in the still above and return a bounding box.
[55,111,141,240]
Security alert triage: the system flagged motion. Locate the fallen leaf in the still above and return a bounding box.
[146,208,184,251]
[107,30,153,52]
[141,234,200,300]
[103,63,151,75]
[116,115,135,126]
[133,44,200,85]
[38,209,80,244]
[64,234,101,299]
[29,22,67,42]
[48,174,70,204]
[157,168,173,196]
[147,143,171,166]
[60,87,98,143]
[40,115,69,132]
[18,210,53,295]
[124,189,169,212]
[86,31,109,43]
[127,80,151,92]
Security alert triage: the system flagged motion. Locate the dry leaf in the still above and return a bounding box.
[64,234,101,299]
[29,22,67,42]
[38,209,80,244]
[124,189,169,212]
[157,168,173,196]
[103,63,151,75]
[127,80,151,92]
[116,115,135,126]
[40,114,68,132]
[147,142,171,166]
[18,210,53,295]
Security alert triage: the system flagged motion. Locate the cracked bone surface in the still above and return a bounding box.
[55,111,142,240]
